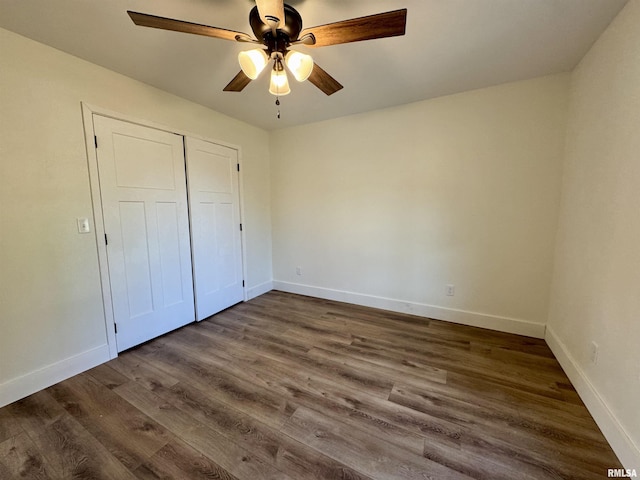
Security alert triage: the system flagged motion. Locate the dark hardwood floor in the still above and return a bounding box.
[0,291,621,479]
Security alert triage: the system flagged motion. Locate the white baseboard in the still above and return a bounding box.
[545,326,640,469]
[246,280,273,301]
[272,280,545,338]
[0,344,111,408]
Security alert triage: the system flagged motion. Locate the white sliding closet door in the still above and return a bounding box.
[186,137,244,321]
[94,115,195,351]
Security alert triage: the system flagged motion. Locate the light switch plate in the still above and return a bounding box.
[77,217,91,233]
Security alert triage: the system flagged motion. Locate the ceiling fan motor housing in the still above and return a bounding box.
[249,4,303,54]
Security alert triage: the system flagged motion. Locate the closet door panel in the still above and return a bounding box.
[94,115,195,351]
[186,137,244,321]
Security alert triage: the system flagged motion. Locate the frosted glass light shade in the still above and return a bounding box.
[269,68,291,96]
[285,51,314,82]
[238,49,269,80]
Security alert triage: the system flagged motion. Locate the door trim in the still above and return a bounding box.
[81,103,247,359]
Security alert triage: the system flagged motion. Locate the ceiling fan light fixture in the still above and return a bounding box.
[129,4,407,98]
[269,63,291,96]
[238,49,269,79]
[285,50,314,82]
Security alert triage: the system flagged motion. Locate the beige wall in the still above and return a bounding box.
[547,0,640,468]
[271,74,569,336]
[0,28,272,404]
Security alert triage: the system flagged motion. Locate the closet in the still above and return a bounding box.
[92,114,243,352]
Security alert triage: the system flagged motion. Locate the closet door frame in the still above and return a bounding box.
[81,103,248,359]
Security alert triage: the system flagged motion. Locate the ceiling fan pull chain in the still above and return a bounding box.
[275,97,281,119]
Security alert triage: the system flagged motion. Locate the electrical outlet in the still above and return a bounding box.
[446,284,455,296]
[296,266,302,276]
[589,341,599,365]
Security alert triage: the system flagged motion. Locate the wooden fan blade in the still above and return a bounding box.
[308,64,343,96]
[223,71,252,92]
[127,11,247,42]
[300,9,407,48]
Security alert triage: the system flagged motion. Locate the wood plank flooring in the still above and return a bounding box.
[0,291,621,479]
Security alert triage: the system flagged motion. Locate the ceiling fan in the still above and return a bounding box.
[127,0,407,97]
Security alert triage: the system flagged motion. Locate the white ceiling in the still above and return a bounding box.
[0,0,628,130]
